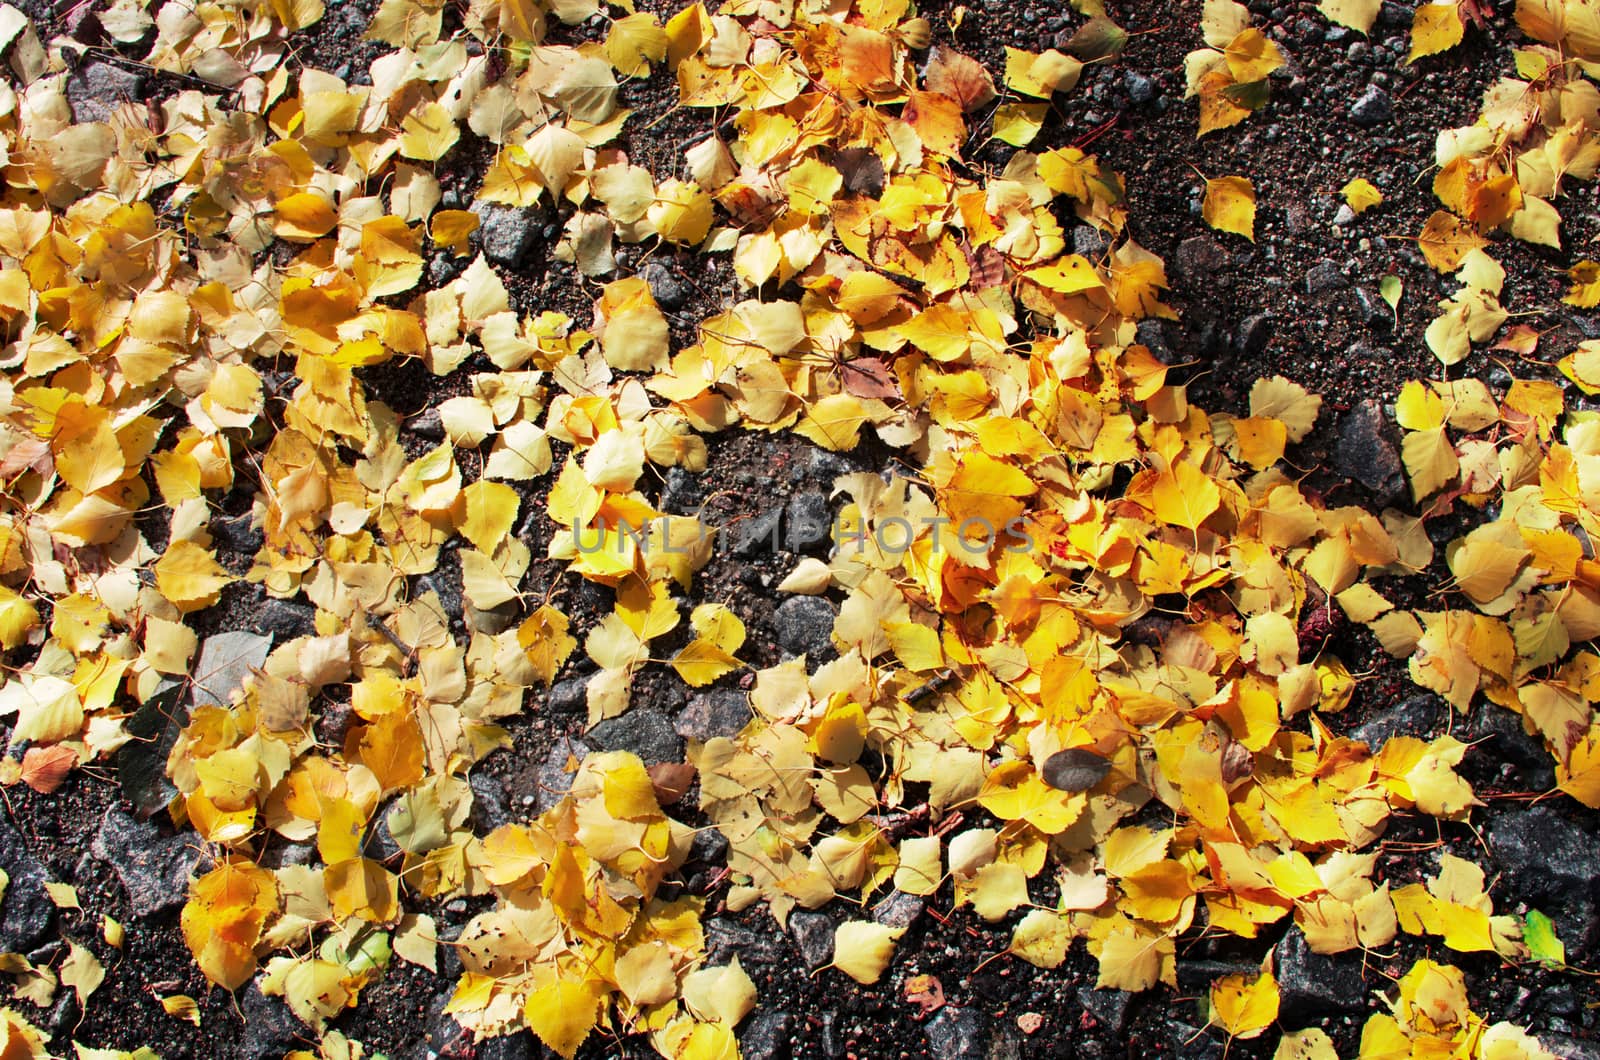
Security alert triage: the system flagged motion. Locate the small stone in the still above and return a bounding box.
[1378,1,1410,25]
[209,510,263,556]
[1487,806,1600,958]
[706,917,788,966]
[1350,85,1393,127]
[533,737,590,812]
[258,596,317,639]
[1335,399,1405,504]
[774,596,836,657]
[424,990,471,1056]
[1354,287,1391,329]
[1334,203,1357,226]
[1166,1021,1225,1060]
[1305,260,1350,298]
[741,1009,795,1060]
[240,982,308,1059]
[784,491,831,552]
[476,1033,536,1060]
[1135,319,1175,364]
[1276,927,1369,1021]
[547,676,588,715]
[1124,71,1157,104]
[640,261,689,311]
[1077,987,1132,1034]
[588,709,684,766]
[925,1007,990,1060]
[1072,226,1109,258]
[661,467,703,515]
[733,509,784,557]
[407,407,445,440]
[872,889,926,929]
[788,910,835,970]
[0,816,52,953]
[1237,313,1275,357]
[1174,235,1229,280]
[691,827,729,865]
[469,772,512,831]
[65,62,146,123]
[91,807,204,917]
[676,689,752,742]
[471,203,541,267]
[1350,694,1442,748]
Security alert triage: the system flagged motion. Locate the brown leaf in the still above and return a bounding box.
[647,762,696,805]
[841,358,902,401]
[924,47,997,112]
[903,973,945,1016]
[20,745,78,794]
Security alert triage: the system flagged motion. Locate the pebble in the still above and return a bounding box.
[733,509,784,558]
[471,203,541,267]
[1349,694,1442,748]
[661,466,704,515]
[1335,398,1405,504]
[1134,319,1175,364]
[1077,987,1132,1034]
[65,61,145,123]
[533,737,590,812]
[0,815,53,953]
[872,889,926,929]
[1276,927,1369,1021]
[210,511,263,555]
[640,261,689,311]
[1173,235,1229,281]
[588,708,684,766]
[91,807,203,917]
[1353,286,1391,329]
[407,407,445,440]
[1349,85,1393,127]
[547,675,588,715]
[1072,226,1109,259]
[258,595,317,640]
[1124,71,1156,104]
[1333,203,1357,226]
[706,917,787,966]
[741,1009,795,1060]
[1166,1021,1226,1060]
[1236,313,1275,358]
[774,596,836,658]
[675,689,753,742]
[925,1007,990,1059]
[469,772,512,831]
[788,909,836,970]
[240,983,307,1059]
[785,491,831,552]
[1304,260,1350,299]
[1487,806,1600,959]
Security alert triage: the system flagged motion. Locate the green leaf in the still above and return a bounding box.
[1524,910,1565,967]
[1380,274,1402,327]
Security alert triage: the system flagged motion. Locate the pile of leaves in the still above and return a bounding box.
[0,0,1593,1056]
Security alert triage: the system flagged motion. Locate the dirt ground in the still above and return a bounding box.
[2,0,1598,1058]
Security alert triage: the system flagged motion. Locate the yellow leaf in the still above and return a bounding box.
[153,541,233,613]
[831,921,904,984]
[524,979,601,1059]
[1341,177,1383,214]
[1409,1,1465,62]
[1203,176,1256,240]
[1209,969,1280,1039]
[993,102,1047,147]
[1320,0,1381,32]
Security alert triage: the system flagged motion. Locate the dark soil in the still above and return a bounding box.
[3,0,1598,1058]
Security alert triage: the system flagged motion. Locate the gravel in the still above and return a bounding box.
[64,61,145,123]
[587,709,684,767]
[0,814,53,953]
[675,689,752,742]
[774,596,836,657]
[90,807,203,917]
[1335,398,1405,504]
[471,203,541,267]
[1349,84,1393,127]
